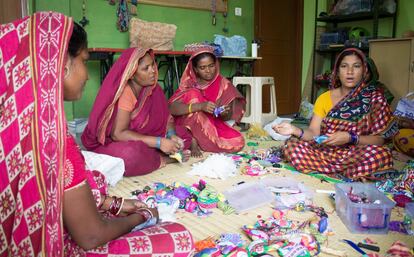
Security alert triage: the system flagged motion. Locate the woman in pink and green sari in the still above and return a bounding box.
[168,50,246,157]
[0,12,193,257]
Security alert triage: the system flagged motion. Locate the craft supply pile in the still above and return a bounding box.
[128,145,414,257]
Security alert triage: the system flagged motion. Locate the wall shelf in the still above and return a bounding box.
[310,0,398,102]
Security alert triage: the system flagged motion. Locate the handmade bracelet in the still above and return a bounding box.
[109,196,124,216]
[298,128,304,139]
[349,132,359,145]
[155,137,162,149]
[166,129,176,139]
[188,103,193,113]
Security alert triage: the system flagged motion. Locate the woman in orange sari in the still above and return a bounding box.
[0,12,193,257]
[82,48,192,176]
[168,50,246,157]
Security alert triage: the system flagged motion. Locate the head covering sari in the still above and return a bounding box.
[0,12,72,256]
[284,48,398,179]
[168,50,246,153]
[82,48,160,148]
[82,48,191,176]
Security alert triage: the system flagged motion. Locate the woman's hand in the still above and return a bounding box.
[118,199,148,217]
[147,207,159,221]
[160,138,181,154]
[272,122,296,136]
[219,105,231,118]
[200,101,216,114]
[170,135,184,150]
[323,131,350,146]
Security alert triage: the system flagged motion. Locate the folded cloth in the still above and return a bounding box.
[82,151,125,186]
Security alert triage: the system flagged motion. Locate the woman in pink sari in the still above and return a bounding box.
[0,12,193,257]
[168,50,246,157]
[82,48,192,176]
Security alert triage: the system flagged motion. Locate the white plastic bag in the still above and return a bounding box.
[394,92,414,119]
[298,99,314,120]
[263,117,293,141]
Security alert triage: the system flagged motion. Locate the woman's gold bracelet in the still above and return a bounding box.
[188,103,193,113]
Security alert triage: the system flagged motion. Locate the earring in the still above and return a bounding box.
[64,66,70,78]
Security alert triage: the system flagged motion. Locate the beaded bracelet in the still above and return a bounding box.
[166,129,176,139]
[155,137,162,149]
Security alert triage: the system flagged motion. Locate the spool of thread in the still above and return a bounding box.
[251,42,258,57]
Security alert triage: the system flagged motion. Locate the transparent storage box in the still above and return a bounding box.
[223,181,274,213]
[335,183,396,234]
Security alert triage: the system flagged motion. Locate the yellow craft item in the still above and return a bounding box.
[393,128,414,158]
[169,152,183,163]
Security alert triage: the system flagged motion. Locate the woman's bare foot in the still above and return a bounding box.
[190,138,203,158]
[182,150,191,162]
[392,150,413,162]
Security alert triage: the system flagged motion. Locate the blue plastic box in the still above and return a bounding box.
[335,183,395,234]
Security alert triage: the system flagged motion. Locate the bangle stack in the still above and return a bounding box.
[349,132,359,145]
[136,208,154,222]
[155,137,162,149]
[98,194,107,209]
[188,103,193,113]
[166,129,176,139]
[109,196,124,216]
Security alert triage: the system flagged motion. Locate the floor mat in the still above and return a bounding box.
[109,139,414,256]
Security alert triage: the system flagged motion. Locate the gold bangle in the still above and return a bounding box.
[188,103,192,113]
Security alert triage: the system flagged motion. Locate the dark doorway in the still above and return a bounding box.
[254,0,303,115]
[0,0,27,24]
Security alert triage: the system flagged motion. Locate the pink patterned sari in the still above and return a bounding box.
[168,50,246,153]
[82,48,191,176]
[64,135,194,257]
[0,12,71,256]
[0,13,193,257]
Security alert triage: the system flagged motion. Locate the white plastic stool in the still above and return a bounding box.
[233,76,278,125]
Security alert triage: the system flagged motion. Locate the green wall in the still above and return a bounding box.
[301,0,414,97]
[32,0,254,120]
[32,0,414,118]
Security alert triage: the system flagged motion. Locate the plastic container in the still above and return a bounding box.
[331,0,372,15]
[405,202,414,219]
[251,41,258,57]
[260,177,313,209]
[335,183,396,234]
[223,181,274,213]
